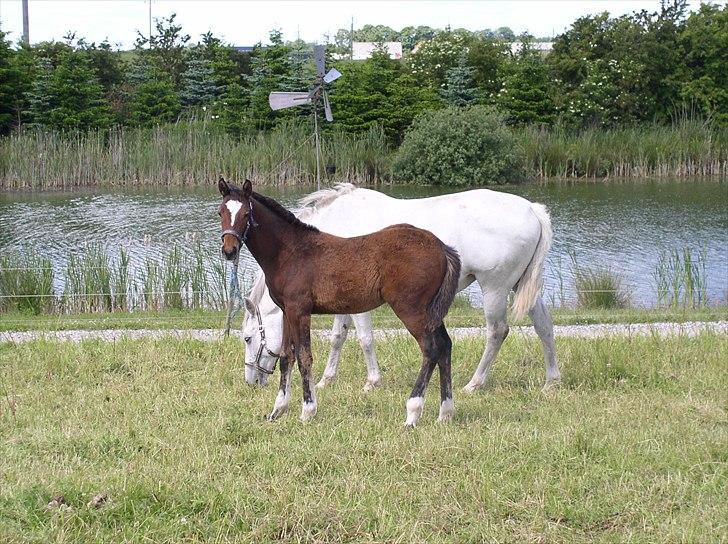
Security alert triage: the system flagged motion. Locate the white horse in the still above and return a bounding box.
[241,183,561,392]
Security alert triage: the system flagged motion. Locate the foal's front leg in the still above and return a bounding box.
[296,314,318,422]
[268,318,294,421]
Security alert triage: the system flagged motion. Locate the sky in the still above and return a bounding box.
[0,0,714,49]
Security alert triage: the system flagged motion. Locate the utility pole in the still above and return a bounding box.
[148,0,152,48]
[350,17,354,60]
[22,0,30,45]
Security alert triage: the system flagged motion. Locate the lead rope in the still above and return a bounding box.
[224,256,243,337]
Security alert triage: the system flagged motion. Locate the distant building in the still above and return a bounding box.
[509,42,553,55]
[352,42,403,60]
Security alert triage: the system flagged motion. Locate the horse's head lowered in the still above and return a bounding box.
[218,177,256,261]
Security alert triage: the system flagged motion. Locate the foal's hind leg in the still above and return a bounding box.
[529,296,561,389]
[464,290,509,392]
[317,314,352,389]
[433,324,455,422]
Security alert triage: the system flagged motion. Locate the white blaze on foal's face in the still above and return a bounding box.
[225,200,243,229]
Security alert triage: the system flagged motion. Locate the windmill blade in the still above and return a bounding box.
[314,45,325,78]
[269,92,311,110]
[323,90,333,122]
[307,84,322,99]
[323,68,342,84]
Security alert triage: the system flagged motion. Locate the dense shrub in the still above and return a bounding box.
[392,106,526,185]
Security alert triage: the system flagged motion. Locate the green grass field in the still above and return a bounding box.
[1,333,726,543]
[1,303,726,333]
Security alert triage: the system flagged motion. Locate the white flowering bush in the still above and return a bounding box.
[392,106,526,185]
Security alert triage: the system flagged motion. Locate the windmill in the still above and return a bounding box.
[268,45,342,189]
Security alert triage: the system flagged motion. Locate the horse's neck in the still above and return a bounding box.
[245,198,312,276]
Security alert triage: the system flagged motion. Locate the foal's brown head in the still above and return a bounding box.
[218,177,253,261]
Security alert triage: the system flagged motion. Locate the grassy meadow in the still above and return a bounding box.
[1,333,726,543]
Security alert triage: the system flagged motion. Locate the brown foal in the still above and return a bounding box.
[218,178,460,426]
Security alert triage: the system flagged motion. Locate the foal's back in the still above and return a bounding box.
[308,224,449,315]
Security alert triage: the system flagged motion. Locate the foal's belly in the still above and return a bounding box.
[311,273,383,314]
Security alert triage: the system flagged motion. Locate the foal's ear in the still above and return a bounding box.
[218,176,230,197]
[242,179,253,199]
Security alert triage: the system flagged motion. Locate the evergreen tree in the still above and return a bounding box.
[26,57,55,127]
[441,54,480,107]
[180,57,220,107]
[128,58,181,127]
[44,52,113,130]
[498,46,555,125]
[0,28,22,134]
[245,30,295,129]
[218,82,249,138]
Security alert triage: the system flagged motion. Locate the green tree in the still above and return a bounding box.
[393,106,526,185]
[135,13,190,89]
[128,60,181,127]
[441,54,480,107]
[498,44,555,125]
[218,82,249,138]
[245,30,296,130]
[180,56,220,107]
[0,28,22,134]
[408,28,473,88]
[467,36,509,103]
[679,3,728,124]
[27,52,113,131]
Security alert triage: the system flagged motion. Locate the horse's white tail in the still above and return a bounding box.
[511,203,552,321]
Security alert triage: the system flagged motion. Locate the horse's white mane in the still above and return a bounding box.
[247,272,267,305]
[297,182,357,220]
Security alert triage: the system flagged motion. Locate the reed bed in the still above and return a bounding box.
[0,243,238,315]
[2,119,726,189]
[0,120,392,190]
[520,120,728,179]
[569,253,630,309]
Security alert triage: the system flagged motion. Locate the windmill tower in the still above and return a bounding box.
[268,45,342,189]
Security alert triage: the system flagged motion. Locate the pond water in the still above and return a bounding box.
[1,180,726,308]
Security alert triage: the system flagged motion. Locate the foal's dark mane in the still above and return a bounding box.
[229,187,319,233]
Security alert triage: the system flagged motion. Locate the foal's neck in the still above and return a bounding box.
[244,196,316,274]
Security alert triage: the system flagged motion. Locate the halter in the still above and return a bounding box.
[221,200,258,245]
[244,302,281,376]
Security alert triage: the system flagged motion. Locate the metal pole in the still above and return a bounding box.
[148,0,152,48]
[313,104,321,191]
[22,0,29,45]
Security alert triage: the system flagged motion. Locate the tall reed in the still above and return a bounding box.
[0,119,392,189]
[521,119,727,179]
[0,251,54,314]
[653,247,708,308]
[63,244,112,313]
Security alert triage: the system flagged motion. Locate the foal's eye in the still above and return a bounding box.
[244,336,251,344]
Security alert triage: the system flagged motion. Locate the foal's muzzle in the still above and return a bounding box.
[221,229,241,261]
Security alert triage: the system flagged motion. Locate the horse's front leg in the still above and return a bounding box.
[316,314,352,389]
[268,317,294,421]
[296,314,318,422]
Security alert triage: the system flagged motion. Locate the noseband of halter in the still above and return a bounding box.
[245,301,280,376]
[221,199,258,245]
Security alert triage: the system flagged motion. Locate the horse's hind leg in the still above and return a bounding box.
[351,312,380,391]
[464,289,509,392]
[317,314,352,389]
[529,296,561,389]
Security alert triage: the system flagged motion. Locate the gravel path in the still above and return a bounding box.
[1,321,726,344]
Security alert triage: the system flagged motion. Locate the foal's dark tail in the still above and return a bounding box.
[426,244,461,332]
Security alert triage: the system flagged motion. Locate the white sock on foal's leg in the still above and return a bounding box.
[405,396,424,427]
